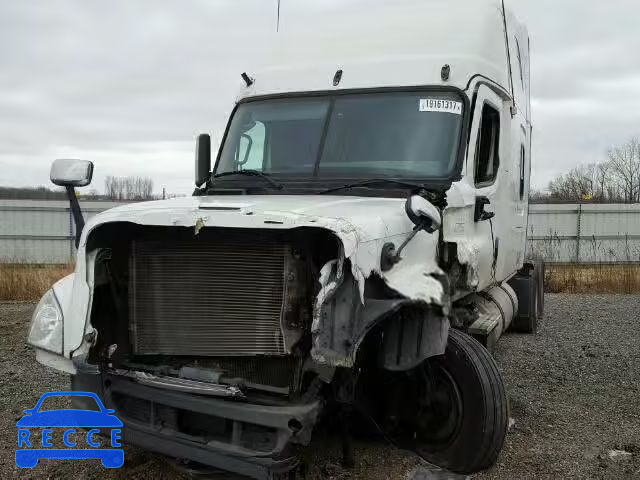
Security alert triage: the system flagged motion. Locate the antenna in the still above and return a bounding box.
[276,0,281,32]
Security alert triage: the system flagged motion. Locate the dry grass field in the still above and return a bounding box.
[0,263,73,301]
[546,263,640,294]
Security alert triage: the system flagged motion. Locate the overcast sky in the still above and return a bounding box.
[1,0,639,195]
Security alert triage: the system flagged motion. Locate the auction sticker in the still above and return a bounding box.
[419,98,463,115]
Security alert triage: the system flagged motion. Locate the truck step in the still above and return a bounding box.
[463,284,518,353]
[468,315,500,352]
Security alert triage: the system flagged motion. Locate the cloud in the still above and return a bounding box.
[508,0,640,189]
[0,0,272,192]
[1,0,639,193]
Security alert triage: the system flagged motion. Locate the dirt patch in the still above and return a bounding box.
[476,294,640,480]
[1,295,639,479]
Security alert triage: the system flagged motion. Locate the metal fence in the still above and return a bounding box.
[527,204,640,264]
[2,200,640,264]
[0,200,126,264]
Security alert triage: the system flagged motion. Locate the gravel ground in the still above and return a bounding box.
[1,295,639,479]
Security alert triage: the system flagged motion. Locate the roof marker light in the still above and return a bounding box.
[441,64,451,82]
[333,69,343,87]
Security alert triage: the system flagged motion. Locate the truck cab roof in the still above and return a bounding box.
[238,0,529,121]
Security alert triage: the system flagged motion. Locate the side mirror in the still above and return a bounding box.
[195,134,211,187]
[50,159,93,187]
[50,159,93,249]
[405,195,442,233]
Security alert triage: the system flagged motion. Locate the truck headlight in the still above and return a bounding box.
[28,289,63,354]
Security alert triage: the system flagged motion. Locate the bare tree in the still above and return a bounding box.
[104,176,117,200]
[607,138,640,203]
[137,177,153,199]
[544,138,640,204]
[549,163,596,201]
[594,161,610,202]
[125,177,136,200]
[104,176,155,201]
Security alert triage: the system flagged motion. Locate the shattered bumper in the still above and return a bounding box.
[71,373,320,480]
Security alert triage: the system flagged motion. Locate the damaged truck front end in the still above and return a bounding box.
[31,193,451,479]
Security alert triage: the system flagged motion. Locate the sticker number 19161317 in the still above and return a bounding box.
[419,98,463,115]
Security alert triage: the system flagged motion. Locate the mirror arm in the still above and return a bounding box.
[395,224,422,258]
[381,223,424,271]
[65,186,85,248]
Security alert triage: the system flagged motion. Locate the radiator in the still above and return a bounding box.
[129,233,289,356]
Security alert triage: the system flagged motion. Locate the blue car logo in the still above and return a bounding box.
[15,391,124,468]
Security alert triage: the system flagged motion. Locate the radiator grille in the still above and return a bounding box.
[129,235,288,356]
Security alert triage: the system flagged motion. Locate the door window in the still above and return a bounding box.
[474,104,500,186]
[235,121,266,171]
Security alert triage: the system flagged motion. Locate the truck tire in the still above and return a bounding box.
[414,329,508,473]
[515,278,538,333]
[508,265,539,334]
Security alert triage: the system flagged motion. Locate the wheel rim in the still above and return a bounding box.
[414,363,464,450]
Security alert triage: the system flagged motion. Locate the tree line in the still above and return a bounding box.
[539,138,640,203]
[0,176,163,201]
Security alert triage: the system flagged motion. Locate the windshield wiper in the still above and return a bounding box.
[212,170,284,191]
[317,178,429,195]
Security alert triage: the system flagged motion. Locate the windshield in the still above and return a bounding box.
[216,91,464,181]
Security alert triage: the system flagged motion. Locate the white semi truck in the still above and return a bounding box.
[28,1,542,478]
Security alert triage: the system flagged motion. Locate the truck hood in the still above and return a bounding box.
[84,195,414,245]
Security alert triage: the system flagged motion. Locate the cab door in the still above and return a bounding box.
[444,84,512,292]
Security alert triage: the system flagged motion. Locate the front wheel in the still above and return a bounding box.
[404,329,508,473]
